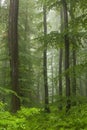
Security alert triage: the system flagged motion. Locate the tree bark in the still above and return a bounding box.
[62,0,71,112]
[70,1,77,105]
[59,49,63,94]
[72,48,76,101]
[58,7,64,110]
[8,0,20,113]
[43,3,50,112]
[51,49,54,103]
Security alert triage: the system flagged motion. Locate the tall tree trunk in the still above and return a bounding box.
[79,77,83,96]
[37,76,40,104]
[62,0,71,112]
[8,0,20,113]
[70,1,77,105]
[72,48,76,104]
[58,7,63,110]
[43,3,50,112]
[59,48,63,109]
[51,49,54,103]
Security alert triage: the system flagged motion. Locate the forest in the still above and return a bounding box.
[0,0,87,129]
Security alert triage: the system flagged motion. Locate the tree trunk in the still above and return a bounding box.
[43,3,50,112]
[58,7,63,110]
[8,0,20,113]
[59,48,63,109]
[79,77,83,96]
[51,49,54,103]
[62,0,71,112]
[70,1,77,105]
[72,48,76,104]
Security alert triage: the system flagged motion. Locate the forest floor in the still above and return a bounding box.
[0,103,87,130]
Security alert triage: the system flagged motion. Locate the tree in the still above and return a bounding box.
[69,1,77,105]
[62,0,71,112]
[58,6,64,110]
[51,49,54,103]
[43,2,50,112]
[8,0,20,113]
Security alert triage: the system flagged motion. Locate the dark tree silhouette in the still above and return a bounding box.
[8,0,20,113]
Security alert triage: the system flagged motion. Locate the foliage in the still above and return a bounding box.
[0,0,87,128]
[1,102,87,130]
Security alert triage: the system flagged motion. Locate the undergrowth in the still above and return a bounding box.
[0,102,87,130]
